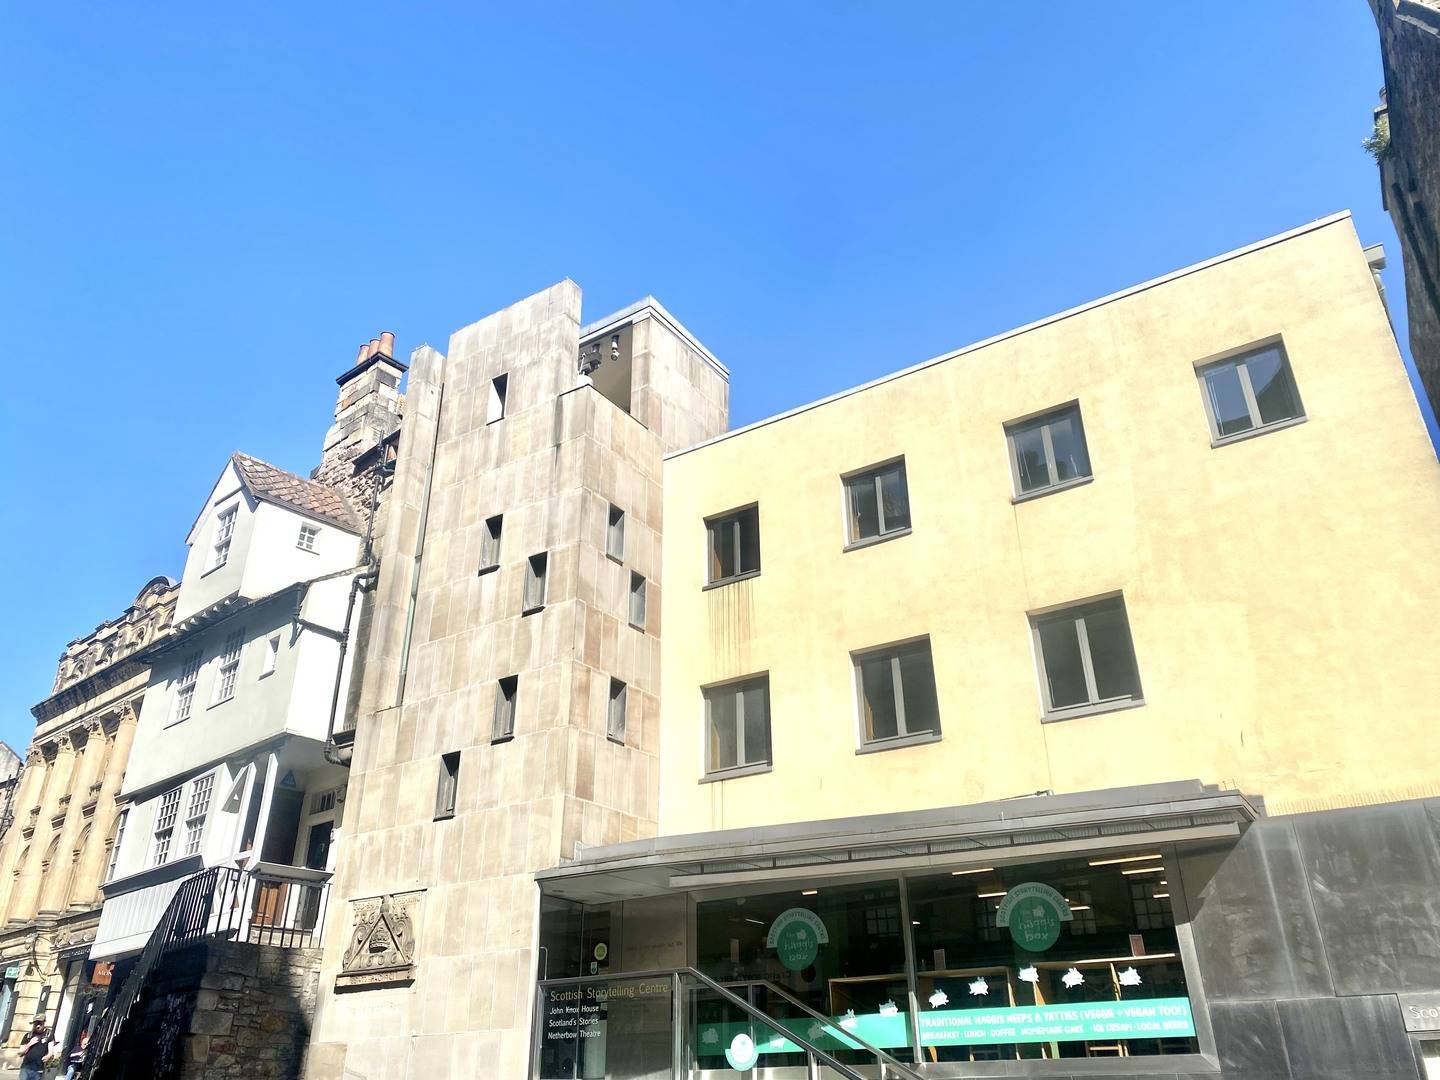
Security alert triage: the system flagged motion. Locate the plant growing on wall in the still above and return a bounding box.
[1363,113,1391,163]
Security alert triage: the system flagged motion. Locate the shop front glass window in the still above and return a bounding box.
[908,855,1196,1062]
[695,879,914,1067]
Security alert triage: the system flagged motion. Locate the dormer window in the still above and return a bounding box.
[212,505,238,570]
[297,523,319,552]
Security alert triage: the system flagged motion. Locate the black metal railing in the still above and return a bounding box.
[81,864,330,1078]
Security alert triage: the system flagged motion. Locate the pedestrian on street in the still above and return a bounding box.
[18,1018,52,1080]
[65,1028,90,1080]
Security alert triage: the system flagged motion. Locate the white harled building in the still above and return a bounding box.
[90,450,369,962]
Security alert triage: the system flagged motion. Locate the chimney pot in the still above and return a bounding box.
[378,331,395,358]
[367,338,381,359]
[356,343,369,364]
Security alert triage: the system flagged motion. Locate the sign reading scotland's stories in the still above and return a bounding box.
[996,882,1073,951]
[766,908,830,971]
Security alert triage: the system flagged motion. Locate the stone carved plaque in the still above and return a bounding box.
[336,890,423,990]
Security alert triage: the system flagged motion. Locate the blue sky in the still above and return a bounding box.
[0,2,1431,752]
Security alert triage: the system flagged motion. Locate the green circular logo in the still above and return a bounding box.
[725,1033,760,1071]
[775,921,818,971]
[1009,899,1062,951]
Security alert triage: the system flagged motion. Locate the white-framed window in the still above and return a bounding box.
[1005,403,1092,498]
[606,504,626,562]
[297,523,320,552]
[171,653,202,725]
[435,752,460,820]
[211,504,238,569]
[212,629,244,705]
[1031,594,1144,720]
[182,774,215,857]
[629,572,647,630]
[152,787,183,866]
[493,676,518,742]
[844,459,912,546]
[706,505,761,586]
[704,675,771,777]
[607,679,627,744]
[523,553,548,614]
[1196,342,1305,443]
[854,638,941,749]
[479,514,503,575]
[260,632,280,677]
[105,808,128,883]
[487,373,509,423]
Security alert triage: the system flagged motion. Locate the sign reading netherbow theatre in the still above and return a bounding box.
[996,882,1072,951]
[766,908,830,971]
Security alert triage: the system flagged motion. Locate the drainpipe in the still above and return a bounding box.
[321,457,394,767]
[394,383,445,703]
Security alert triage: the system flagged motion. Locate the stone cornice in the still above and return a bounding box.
[32,659,146,725]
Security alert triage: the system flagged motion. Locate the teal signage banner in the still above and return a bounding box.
[918,998,1196,1046]
[698,997,1194,1053]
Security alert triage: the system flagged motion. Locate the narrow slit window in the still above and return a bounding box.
[1005,404,1093,498]
[606,504,626,561]
[182,774,215,857]
[844,459,912,545]
[854,639,941,747]
[706,506,761,585]
[493,676,518,742]
[260,633,280,677]
[1032,595,1143,719]
[171,653,202,724]
[1197,343,1304,442]
[435,751,460,819]
[212,504,238,569]
[629,572,647,630]
[106,809,128,883]
[607,679,628,744]
[704,675,771,776]
[151,786,183,866]
[487,373,509,423]
[212,629,244,705]
[479,514,503,574]
[523,553,548,614]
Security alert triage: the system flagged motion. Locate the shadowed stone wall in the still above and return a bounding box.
[98,940,319,1080]
[1178,798,1440,1079]
[1371,0,1440,413]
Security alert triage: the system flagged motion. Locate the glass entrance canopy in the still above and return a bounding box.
[536,781,1256,1074]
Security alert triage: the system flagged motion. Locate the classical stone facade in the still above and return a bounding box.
[1369,0,1440,413]
[0,576,178,1066]
[305,284,728,1079]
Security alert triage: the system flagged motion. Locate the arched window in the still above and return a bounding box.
[40,835,60,872]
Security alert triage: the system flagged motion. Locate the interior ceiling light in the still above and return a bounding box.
[950,867,996,876]
[1153,892,1171,899]
[1121,866,1166,875]
[1088,854,1163,867]
[978,891,1007,899]
[801,890,818,896]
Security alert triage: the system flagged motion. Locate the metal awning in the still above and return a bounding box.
[537,779,1260,903]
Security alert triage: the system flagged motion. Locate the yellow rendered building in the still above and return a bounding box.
[658,211,1440,831]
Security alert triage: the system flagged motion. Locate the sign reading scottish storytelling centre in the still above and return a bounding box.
[767,908,830,971]
[996,882,1072,951]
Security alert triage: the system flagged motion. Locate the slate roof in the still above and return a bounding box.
[231,452,361,533]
